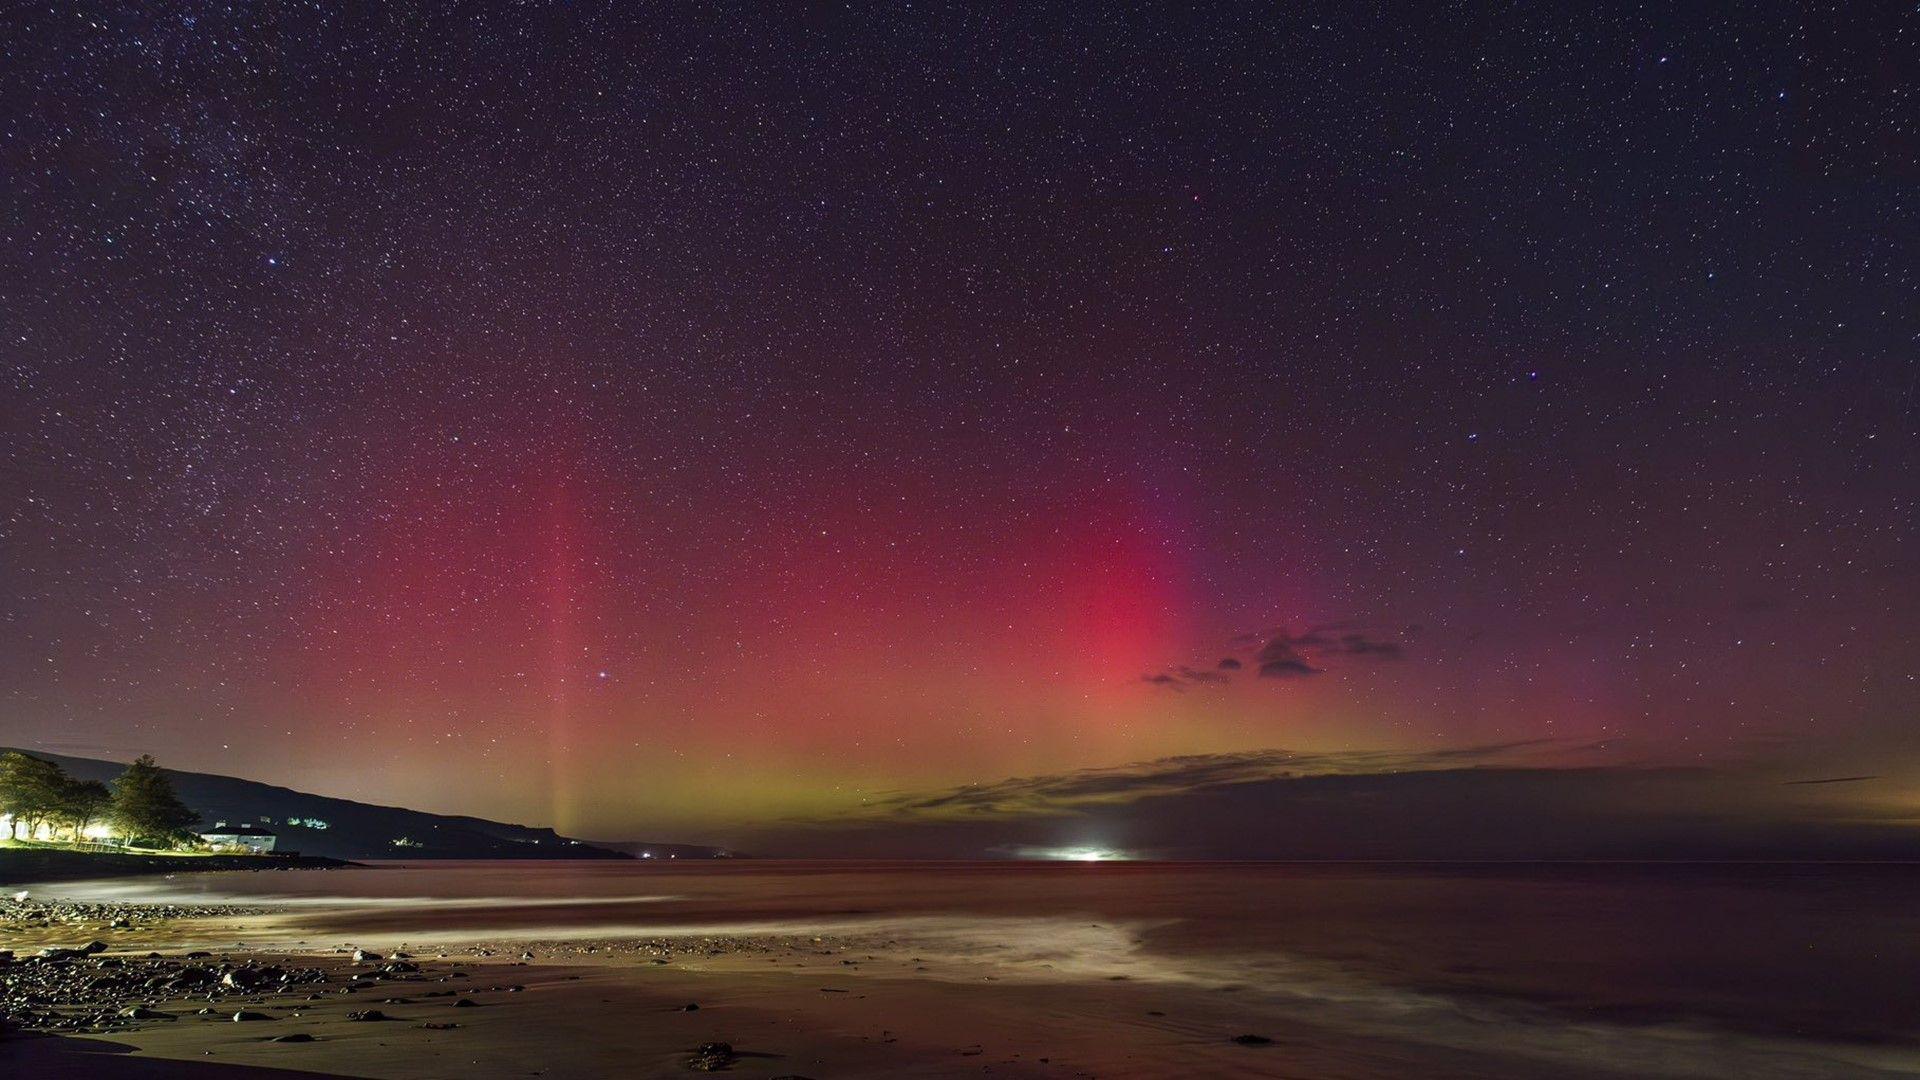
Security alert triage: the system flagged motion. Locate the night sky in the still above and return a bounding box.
[3,3,1915,846]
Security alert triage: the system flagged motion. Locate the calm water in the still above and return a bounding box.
[45,860,1920,1077]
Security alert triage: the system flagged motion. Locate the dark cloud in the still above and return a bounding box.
[1338,633,1405,658]
[1142,666,1232,690]
[1255,636,1303,665]
[1259,657,1321,678]
[1255,634,1321,678]
[728,742,1920,860]
[852,742,1558,819]
[1249,623,1411,674]
[1144,620,1409,688]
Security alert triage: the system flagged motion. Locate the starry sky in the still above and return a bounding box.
[3,3,1916,845]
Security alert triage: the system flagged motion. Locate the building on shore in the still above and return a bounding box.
[199,823,277,853]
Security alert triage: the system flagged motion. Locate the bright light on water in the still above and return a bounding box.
[998,844,1135,861]
[1048,847,1129,862]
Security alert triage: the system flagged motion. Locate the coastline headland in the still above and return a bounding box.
[1,849,354,886]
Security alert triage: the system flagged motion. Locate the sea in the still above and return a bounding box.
[41,860,1920,1078]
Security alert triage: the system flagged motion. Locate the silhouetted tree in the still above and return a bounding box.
[110,755,198,846]
[0,752,68,840]
[57,778,112,840]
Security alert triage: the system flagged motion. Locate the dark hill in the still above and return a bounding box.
[2,749,711,861]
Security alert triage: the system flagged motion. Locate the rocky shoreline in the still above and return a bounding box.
[1,895,277,931]
[0,847,353,884]
[3,946,523,1033]
[0,897,795,1074]
[1,899,529,1044]
[0,895,1636,1079]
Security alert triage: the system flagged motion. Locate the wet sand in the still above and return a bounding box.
[10,863,1920,1079]
[0,901,1635,1079]
[5,958,1635,1080]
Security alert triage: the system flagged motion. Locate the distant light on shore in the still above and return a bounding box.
[1032,847,1131,862]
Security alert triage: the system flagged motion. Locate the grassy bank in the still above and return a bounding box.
[0,846,352,885]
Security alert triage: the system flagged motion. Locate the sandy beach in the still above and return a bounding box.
[7,863,1920,1079]
[2,894,1631,1080]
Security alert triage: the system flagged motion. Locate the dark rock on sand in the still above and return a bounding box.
[1231,1034,1273,1046]
[271,1032,316,1042]
[345,1009,389,1022]
[686,1041,738,1071]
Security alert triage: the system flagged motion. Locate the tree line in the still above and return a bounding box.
[0,752,199,847]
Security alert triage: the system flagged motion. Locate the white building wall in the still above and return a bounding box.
[201,833,276,853]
